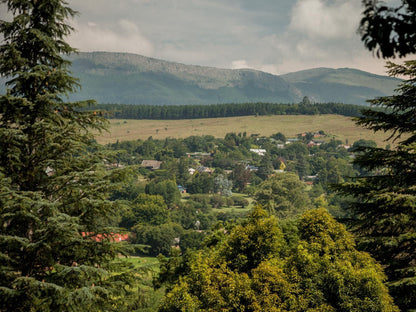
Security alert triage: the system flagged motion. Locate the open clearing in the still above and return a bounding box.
[96,114,393,147]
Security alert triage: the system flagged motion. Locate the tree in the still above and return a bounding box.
[331,2,416,310]
[213,174,233,197]
[254,172,311,218]
[359,0,416,58]
[120,194,169,228]
[0,1,139,310]
[230,163,251,192]
[334,61,416,311]
[158,207,398,311]
[145,179,181,207]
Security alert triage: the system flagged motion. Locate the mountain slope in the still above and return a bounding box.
[0,52,401,105]
[280,67,400,104]
[67,52,300,105]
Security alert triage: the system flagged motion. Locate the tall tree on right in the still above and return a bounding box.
[334,1,416,310]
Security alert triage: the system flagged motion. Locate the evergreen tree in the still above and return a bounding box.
[334,61,416,311]
[333,1,416,310]
[0,1,140,310]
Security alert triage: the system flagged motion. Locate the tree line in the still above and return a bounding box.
[91,102,365,120]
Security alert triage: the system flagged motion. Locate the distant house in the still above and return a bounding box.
[196,166,213,174]
[178,185,187,193]
[189,168,196,175]
[338,144,351,149]
[250,149,267,156]
[307,141,322,147]
[81,232,129,242]
[141,160,162,170]
[186,152,212,158]
[246,165,258,172]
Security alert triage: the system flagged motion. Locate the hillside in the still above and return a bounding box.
[0,52,401,105]
[280,67,401,104]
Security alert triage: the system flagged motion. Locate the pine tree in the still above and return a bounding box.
[333,61,416,311]
[0,1,139,310]
[332,1,416,310]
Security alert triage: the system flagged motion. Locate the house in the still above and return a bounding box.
[178,185,187,193]
[286,138,299,144]
[250,149,267,156]
[188,168,196,175]
[196,166,213,174]
[141,160,162,170]
[245,165,258,172]
[81,232,130,242]
[186,152,212,158]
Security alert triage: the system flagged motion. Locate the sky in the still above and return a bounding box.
[1,0,412,76]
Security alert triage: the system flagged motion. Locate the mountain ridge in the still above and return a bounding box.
[0,51,401,105]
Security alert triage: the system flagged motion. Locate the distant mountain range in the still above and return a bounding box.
[0,52,401,105]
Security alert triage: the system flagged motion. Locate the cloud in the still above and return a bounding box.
[231,60,252,69]
[64,0,391,76]
[68,19,154,55]
[289,0,360,39]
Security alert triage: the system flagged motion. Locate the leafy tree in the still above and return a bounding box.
[213,174,233,197]
[186,172,214,194]
[254,172,311,218]
[0,1,140,310]
[230,163,252,192]
[120,194,169,228]
[133,222,183,256]
[158,207,398,311]
[145,179,181,207]
[271,132,286,142]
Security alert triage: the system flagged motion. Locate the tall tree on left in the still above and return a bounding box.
[0,1,137,311]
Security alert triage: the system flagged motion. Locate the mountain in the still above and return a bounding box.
[0,52,401,105]
[280,67,400,104]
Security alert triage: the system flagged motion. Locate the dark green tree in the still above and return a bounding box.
[0,1,140,310]
[332,1,416,310]
[230,163,252,192]
[359,0,416,58]
[334,61,416,311]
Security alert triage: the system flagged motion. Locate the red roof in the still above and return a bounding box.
[81,232,129,242]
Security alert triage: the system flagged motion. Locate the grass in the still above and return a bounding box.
[96,114,394,147]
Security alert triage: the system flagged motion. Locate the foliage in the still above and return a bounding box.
[359,0,416,58]
[254,173,311,218]
[334,60,416,311]
[133,223,183,257]
[230,163,252,192]
[121,194,169,228]
[92,102,365,120]
[0,1,142,310]
[145,180,181,207]
[158,207,398,312]
[213,174,233,197]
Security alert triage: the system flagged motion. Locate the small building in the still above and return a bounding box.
[178,185,187,193]
[250,148,267,156]
[141,160,162,170]
[189,168,196,175]
[196,166,213,174]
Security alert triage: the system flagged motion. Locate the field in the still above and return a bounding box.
[96,114,394,147]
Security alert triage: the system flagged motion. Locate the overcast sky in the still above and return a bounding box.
[1,0,412,76]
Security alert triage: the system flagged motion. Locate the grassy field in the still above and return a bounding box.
[96,114,394,147]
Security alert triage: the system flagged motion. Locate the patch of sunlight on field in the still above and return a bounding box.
[96,115,394,148]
